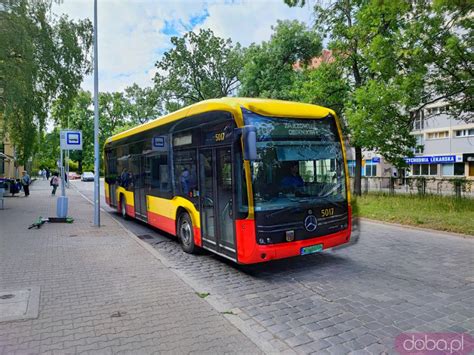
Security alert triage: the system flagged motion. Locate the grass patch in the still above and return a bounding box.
[196,292,210,299]
[221,310,237,315]
[352,193,474,236]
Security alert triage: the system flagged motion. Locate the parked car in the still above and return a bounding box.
[68,172,81,180]
[81,172,95,182]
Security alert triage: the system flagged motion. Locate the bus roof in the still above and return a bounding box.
[106,97,335,144]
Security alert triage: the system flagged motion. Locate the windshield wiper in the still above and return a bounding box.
[265,205,304,219]
[308,195,345,207]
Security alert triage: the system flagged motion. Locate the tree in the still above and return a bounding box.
[286,0,473,194]
[124,83,162,124]
[0,0,92,166]
[284,0,435,195]
[239,20,322,99]
[405,0,473,121]
[34,128,61,170]
[153,29,243,107]
[290,62,349,116]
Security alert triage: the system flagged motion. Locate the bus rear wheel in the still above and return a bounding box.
[178,212,196,254]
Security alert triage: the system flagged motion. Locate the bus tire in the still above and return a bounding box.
[178,212,196,254]
[120,195,129,220]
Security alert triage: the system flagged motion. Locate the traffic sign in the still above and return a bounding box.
[60,130,83,150]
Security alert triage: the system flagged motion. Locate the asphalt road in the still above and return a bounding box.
[72,179,474,354]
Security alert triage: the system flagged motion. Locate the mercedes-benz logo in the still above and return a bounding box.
[304,215,318,232]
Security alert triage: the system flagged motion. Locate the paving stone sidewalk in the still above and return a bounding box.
[0,180,261,354]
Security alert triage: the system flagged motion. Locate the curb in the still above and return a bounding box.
[72,185,280,355]
[355,217,474,239]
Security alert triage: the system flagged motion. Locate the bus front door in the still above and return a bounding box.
[199,147,236,259]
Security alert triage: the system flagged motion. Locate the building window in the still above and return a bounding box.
[454,129,474,137]
[412,164,437,176]
[426,107,442,115]
[348,165,355,177]
[442,163,465,176]
[365,164,377,177]
[454,163,465,176]
[413,135,424,154]
[412,111,424,130]
[412,164,420,176]
[427,131,449,140]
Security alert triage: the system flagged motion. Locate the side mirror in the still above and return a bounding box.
[242,125,257,161]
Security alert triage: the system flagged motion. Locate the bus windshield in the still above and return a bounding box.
[244,111,347,212]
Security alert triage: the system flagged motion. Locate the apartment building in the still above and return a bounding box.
[407,103,474,179]
[346,103,474,179]
[0,130,23,179]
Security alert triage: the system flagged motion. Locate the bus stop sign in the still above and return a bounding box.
[60,130,83,150]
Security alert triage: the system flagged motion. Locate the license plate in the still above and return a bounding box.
[301,244,323,255]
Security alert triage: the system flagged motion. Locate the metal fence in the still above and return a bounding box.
[350,177,474,198]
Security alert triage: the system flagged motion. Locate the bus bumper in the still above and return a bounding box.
[235,218,352,265]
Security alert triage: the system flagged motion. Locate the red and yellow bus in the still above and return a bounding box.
[104,98,352,264]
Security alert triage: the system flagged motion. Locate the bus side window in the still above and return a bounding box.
[149,153,170,194]
[174,149,198,198]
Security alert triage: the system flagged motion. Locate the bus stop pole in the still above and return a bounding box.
[60,148,65,197]
[93,0,100,227]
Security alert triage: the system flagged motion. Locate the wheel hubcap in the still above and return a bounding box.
[180,220,192,245]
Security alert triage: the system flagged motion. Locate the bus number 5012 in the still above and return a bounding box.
[321,208,335,217]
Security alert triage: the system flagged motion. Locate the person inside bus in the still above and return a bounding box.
[281,162,304,190]
[180,167,196,197]
[120,168,130,189]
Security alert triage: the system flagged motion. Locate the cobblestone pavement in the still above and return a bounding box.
[73,181,474,354]
[0,180,261,354]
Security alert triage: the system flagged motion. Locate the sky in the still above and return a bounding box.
[52,0,314,93]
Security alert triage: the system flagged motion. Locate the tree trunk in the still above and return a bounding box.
[354,146,363,196]
[78,159,83,173]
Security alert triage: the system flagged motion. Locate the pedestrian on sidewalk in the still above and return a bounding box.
[51,173,59,196]
[46,169,50,180]
[21,171,31,197]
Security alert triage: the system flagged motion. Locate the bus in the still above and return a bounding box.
[104,97,352,264]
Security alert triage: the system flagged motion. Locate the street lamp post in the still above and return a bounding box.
[93,0,100,226]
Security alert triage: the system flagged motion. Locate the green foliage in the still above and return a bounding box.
[34,128,60,170]
[67,160,79,172]
[407,0,473,121]
[124,84,162,124]
[154,29,243,107]
[0,0,93,165]
[48,84,159,172]
[239,20,322,99]
[290,62,349,115]
[282,0,474,194]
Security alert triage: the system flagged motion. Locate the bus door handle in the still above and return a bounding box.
[226,198,233,218]
[202,196,214,208]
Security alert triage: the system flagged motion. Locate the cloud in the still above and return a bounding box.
[52,0,313,93]
[195,1,312,47]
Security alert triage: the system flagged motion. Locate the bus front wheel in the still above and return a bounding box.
[178,212,196,254]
